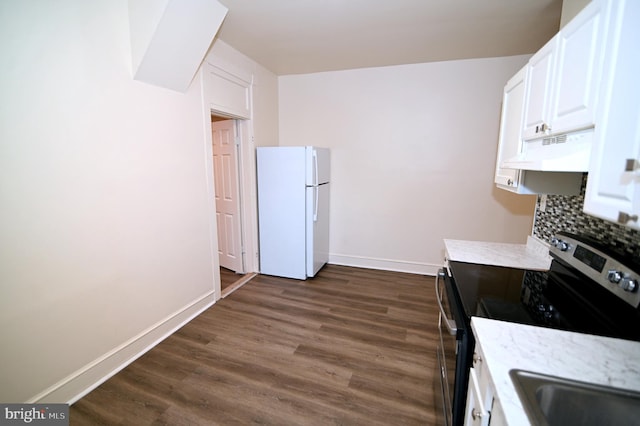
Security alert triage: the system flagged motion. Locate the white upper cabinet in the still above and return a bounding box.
[495,66,583,195]
[584,0,640,229]
[550,0,610,134]
[522,0,611,140]
[495,67,526,191]
[522,37,557,140]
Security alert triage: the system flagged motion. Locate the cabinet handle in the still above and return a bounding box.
[618,212,639,224]
[473,352,482,365]
[625,159,639,172]
[472,408,483,421]
[535,123,551,134]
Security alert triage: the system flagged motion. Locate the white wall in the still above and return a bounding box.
[279,56,537,274]
[0,1,218,403]
[561,0,591,28]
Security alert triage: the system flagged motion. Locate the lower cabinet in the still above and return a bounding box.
[464,343,506,426]
[464,367,486,426]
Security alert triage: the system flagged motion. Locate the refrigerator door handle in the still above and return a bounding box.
[313,149,319,186]
[313,186,319,222]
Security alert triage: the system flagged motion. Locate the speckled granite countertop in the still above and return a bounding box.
[444,236,551,271]
[471,317,640,425]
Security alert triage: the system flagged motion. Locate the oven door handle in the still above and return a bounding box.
[436,268,458,335]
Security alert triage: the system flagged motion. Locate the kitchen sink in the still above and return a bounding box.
[509,369,640,426]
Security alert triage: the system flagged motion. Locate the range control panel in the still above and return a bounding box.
[550,233,640,309]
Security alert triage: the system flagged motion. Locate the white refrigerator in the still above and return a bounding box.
[256,146,330,279]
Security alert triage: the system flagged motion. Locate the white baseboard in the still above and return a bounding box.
[31,291,216,404]
[328,254,441,276]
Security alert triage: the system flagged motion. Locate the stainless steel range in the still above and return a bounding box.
[434,232,640,426]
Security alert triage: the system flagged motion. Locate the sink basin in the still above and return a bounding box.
[509,369,640,426]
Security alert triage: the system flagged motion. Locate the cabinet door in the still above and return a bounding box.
[464,368,487,426]
[550,0,610,135]
[495,67,526,191]
[584,0,640,229]
[488,398,507,426]
[522,36,557,140]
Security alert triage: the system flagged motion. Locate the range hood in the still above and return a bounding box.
[501,129,593,172]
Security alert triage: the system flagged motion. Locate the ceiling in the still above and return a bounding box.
[214,0,563,76]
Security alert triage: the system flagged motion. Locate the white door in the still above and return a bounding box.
[212,119,243,272]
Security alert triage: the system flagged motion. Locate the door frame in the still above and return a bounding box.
[200,60,259,301]
[206,111,259,301]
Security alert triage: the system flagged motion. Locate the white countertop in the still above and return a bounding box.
[444,236,551,271]
[471,317,640,425]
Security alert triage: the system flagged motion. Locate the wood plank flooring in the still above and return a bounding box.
[70,265,440,425]
[219,267,241,292]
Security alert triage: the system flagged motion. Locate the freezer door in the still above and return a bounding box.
[305,147,330,186]
[306,183,330,277]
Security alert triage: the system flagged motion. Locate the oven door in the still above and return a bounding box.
[435,268,461,426]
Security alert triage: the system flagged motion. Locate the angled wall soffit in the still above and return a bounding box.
[128,0,228,92]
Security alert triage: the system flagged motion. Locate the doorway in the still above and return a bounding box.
[211,114,255,297]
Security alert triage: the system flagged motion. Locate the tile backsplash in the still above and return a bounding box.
[533,174,640,258]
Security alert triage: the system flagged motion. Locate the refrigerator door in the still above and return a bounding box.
[257,147,307,279]
[305,147,330,186]
[306,183,330,277]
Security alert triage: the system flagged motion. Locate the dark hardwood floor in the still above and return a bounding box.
[219,267,239,291]
[70,265,439,425]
